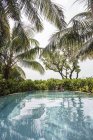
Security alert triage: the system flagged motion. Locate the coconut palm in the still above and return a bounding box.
[44,8,93,62]
[0,0,66,32]
[0,23,44,80]
[67,10,93,58]
[43,0,93,58]
[67,0,93,57]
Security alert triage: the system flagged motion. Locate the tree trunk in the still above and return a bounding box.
[76,72,79,79]
[3,66,10,80]
[66,69,68,79]
[60,72,64,79]
[69,69,74,79]
[69,70,73,79]
[59,71,64,79]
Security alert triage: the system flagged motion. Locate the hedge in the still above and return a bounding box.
[0,78,93,96]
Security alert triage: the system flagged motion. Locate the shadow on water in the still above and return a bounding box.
[0,91,93,140]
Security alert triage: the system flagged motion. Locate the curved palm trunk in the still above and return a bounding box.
[69,62,77,79]
[76,72,79,79]
[69,69,74,79]
[59,71,63,79]
[66,68,68,79]
[3,66,10,80]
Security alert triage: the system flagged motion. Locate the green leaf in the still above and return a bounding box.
[20,60,45,74]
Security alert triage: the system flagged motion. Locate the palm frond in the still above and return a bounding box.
[4,0,20,20]
[17,47,39,60]
[79,38,93,55]
[15,65,26,79]
[69,11,92,22]
[1,0,66,32]
[20,0,43,31]
[0,7,10,48]
[29,38,40,47]
[20,60,45,74]
[34,0,66,29]
[11,23,30,52]
[44,26,82,52]
[87,0,93,13]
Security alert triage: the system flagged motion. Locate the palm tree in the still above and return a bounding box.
[0,23,44,80]
[67,0,93,57]
[68,9,93,58]
[0,0,66,32]
[44,0,93,61]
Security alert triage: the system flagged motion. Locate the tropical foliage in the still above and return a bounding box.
[43,0,93,62]
[0,0,66,82]
[0,23,44,80]
[0,78,93,96]
[65,0,93,58]
[0,0,66,32]
[42,49,80,79]
[1,0,93,96]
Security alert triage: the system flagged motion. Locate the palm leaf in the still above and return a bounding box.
[69,11,92,22]
[0,11,10,48]
[20,0,43,31]
[79,38,93,55]
[44,26,82,52]
[35,0,66,29]
[15,65,26,79]
[29,38,39,47]
[11,23,30,52]
[20,60,45,74]
[17,47,40,60]
[1,0,66,32]
[5,0,20,20]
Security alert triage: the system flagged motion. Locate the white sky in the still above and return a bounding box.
[23,0,93,80]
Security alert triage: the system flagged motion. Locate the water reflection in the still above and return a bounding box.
[0,92,93,140]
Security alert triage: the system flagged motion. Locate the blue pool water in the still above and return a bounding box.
[0,91,93,140]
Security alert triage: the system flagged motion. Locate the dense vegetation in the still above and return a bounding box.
[0,0,66,80]
[0,78,93,96]
[0,23,45,80]
[42,47,81,79]
[1,0,93,96]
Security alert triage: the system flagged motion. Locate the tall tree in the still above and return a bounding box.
[42,49,80,79]
[69,0,93,57]
[0,23,44,80]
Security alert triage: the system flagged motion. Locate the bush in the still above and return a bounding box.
[19,80,35,92]
[34,80,48,90]
[0,78,93,96]
[46,79,61,90]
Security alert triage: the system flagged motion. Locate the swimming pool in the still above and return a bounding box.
[0,91,93,140]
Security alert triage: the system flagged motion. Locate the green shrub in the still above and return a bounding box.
[0,78,93,96]
[19,80,35,92]
[46,79,61,90]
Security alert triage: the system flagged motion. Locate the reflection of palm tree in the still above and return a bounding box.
[0,93,27,118]
[42,96,93,140]
[0,97,46,140]
[1,94,93,140]
[0,93,28,140]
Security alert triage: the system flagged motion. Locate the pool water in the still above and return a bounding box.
[0,91,93,140]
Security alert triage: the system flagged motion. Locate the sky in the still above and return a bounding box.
[23,0,93,80]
